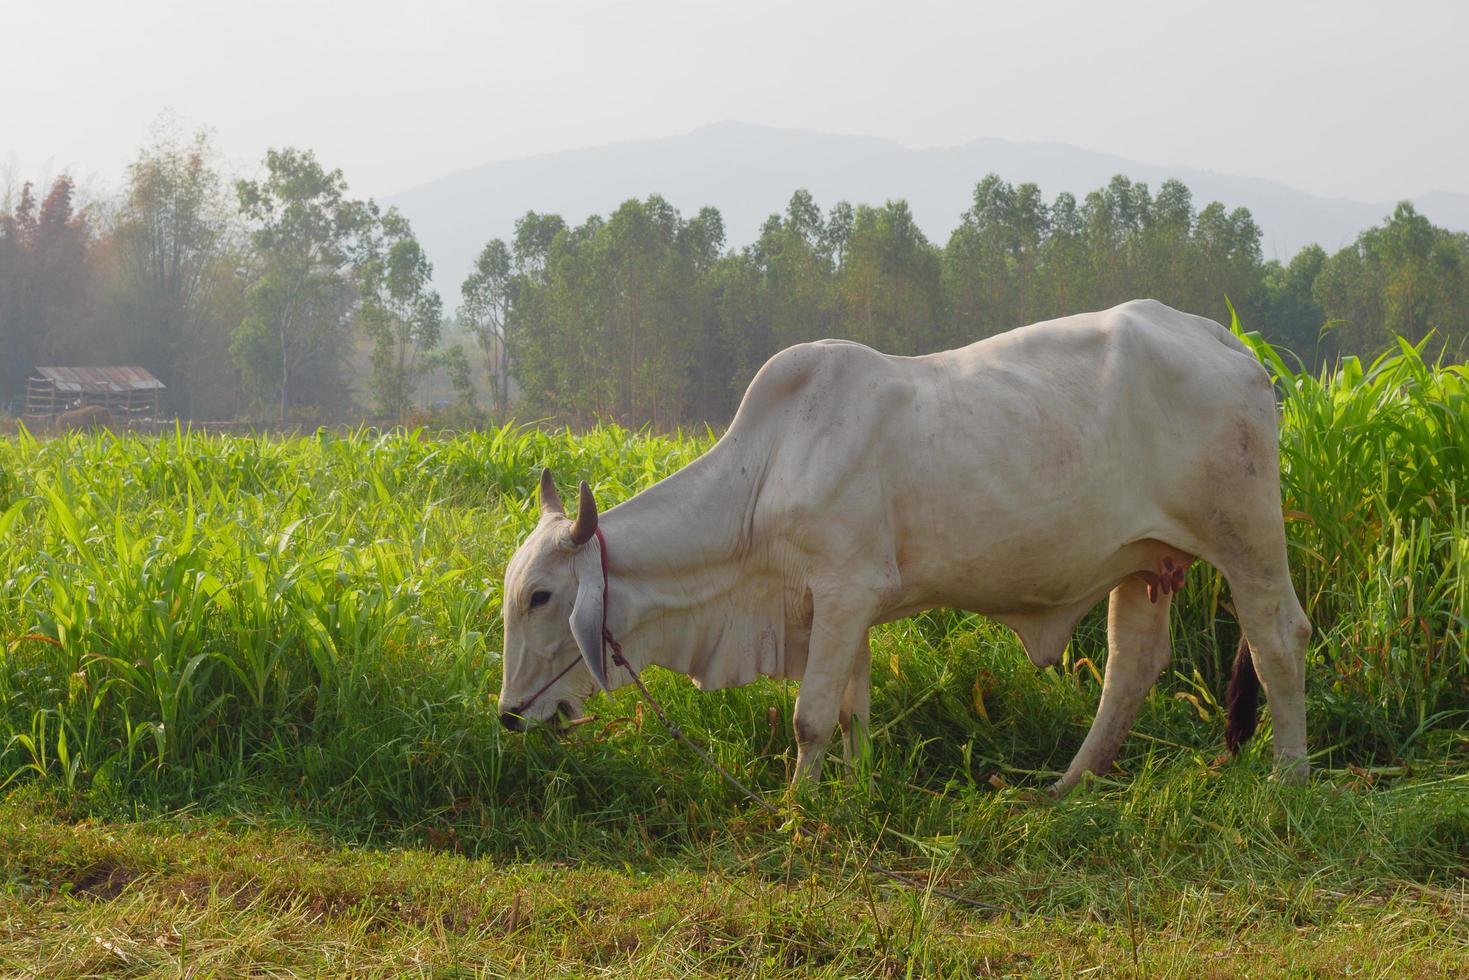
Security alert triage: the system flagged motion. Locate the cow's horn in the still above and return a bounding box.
[539,467,564,517]
[569,481,598,546]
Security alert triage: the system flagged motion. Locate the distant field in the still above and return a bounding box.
[1,335,1466,976]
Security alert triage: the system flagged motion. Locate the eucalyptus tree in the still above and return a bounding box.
[1314,203,1469,358]
[359,209,443,421]
[1082,175,1153,306]
[1372,203,1467,348]
[1011,182,1051,325]
[944,174,1020,342]
[459,238,513,411]
[1146,179,1196,305]
[1193,201,1263,324]
[232,148,373,418]
[707,250,768,418]
[1035,191,1088,321]
[837,200,942,354]
[677,206,732,422]
[498,211,570,413]
[823,201,855,267]
[112,124,240,414]
[1258,244,1328,367]
[753,190,839,351]
[512,211,566,279]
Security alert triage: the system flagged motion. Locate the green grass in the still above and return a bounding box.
[1,333,1467,975]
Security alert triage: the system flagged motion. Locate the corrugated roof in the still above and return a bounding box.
[31,366,165,394]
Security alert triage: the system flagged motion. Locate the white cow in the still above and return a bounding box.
[498,300,1310,794]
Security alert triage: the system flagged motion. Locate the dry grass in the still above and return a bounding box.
[2,791,1465,978]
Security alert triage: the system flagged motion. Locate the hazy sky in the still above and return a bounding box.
[7,0,1467,203]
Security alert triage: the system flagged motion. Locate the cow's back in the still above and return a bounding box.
[726,300,1276,615]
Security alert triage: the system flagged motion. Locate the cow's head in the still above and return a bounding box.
[497,468,607,731]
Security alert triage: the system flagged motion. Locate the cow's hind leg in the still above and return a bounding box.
[838,632,872,775]
[1053,575,1172,796]
[1193,457,1312,779]
[1218,563,1311,780]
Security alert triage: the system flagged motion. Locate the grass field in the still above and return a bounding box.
[1,334,1467,976]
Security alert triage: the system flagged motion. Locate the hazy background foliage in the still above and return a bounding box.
[3,123,1468,426]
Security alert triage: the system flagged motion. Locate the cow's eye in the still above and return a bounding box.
[529,590,552,609]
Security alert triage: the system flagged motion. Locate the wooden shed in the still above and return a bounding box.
[25,366,165,422]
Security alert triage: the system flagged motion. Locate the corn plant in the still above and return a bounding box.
[0,336,1465,814]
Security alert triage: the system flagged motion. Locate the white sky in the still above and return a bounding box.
[5,0,1467,203]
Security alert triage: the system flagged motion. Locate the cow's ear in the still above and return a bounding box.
[569,544,610,691]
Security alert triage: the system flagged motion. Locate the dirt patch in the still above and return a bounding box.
[169,872,221,906]
[67,861,141,900]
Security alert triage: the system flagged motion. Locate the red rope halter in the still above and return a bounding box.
[505,527,623,718]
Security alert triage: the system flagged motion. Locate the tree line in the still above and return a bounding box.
[0,127,463,422]
[4,124,1467,427]
[489,180,1469,424]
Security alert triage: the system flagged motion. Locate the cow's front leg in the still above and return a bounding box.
[793,599,872,786]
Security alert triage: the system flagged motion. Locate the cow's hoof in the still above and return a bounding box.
[1269,758,1310,784]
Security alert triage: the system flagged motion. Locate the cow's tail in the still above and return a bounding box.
[1224,635,1260,754]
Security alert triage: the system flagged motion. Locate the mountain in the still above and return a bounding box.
[386,122,1469,300]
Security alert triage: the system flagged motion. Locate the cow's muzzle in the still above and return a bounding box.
[500,700,579,733]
